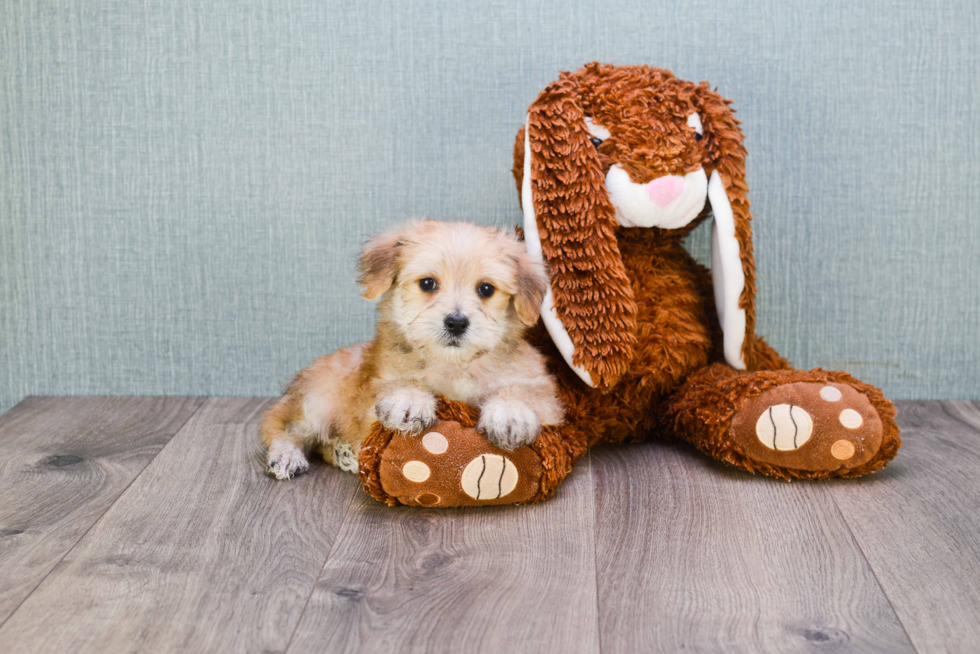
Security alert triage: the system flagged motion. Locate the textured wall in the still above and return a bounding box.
[2,0,978,414]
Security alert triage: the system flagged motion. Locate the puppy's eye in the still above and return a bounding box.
[419,277,438,292]
[589,136,603,148]
[693,133,703,142]
[477,282,495,298]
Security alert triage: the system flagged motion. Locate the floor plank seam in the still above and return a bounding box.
[282,477,363,654]
[0,397,208,634]
[823,486,919,653]
[587,449,605,654]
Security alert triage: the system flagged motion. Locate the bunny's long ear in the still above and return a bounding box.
[698,86,757,370]
[519,79,638,390]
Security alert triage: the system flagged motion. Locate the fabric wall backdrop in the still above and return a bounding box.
[1,0,978,414]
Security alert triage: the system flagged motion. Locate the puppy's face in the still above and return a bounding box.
[358,221,547,359]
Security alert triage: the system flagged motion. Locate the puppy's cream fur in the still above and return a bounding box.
[260,220,563,480]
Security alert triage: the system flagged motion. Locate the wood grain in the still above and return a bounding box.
[0,397,360,654]
[592,441,915,654]
[0,396,204,626]
[286,452,601,654]
[828,401,980,654]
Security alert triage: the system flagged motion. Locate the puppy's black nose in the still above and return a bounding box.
[444,313,469,337]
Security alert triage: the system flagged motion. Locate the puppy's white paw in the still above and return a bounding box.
[267,439,310,480]
[478,398,541,450]
[376,387,437,435]
[333,442,359,473]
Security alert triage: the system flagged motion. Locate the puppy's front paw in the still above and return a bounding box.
[478,398,541,450]
[376,387,437,435]
[267,439,310,480]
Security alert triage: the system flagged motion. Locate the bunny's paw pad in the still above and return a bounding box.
[731,382,883,472]
[377,421,542,507]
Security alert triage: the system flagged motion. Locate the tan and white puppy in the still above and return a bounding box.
[260,220,564,480]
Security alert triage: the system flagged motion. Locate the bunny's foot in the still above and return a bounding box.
[666,364,901,479]
[366,420,542,507]
[358,398,579,507]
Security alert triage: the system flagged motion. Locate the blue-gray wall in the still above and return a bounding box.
[2,0,978,414]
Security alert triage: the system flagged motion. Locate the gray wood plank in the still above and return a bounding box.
[592,441,915,654]
[0,397,360,654]
[287,452,601,654]
[0,396,204,626]
[828,401,980,654]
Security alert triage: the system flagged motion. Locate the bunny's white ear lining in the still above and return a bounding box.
[708,171,747,370]
[521,114,596,388]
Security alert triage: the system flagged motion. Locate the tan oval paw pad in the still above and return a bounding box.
[422,431,449,454]
[402,460,431,482]
[460,454,518,500]
[755,404,813,451]
[820,386,842,402]
[831,439,856,460]
[839,408,864,429]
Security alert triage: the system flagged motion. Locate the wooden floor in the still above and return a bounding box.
[0,398,978,653]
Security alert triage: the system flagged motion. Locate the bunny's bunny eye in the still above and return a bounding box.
[584,117,611,151]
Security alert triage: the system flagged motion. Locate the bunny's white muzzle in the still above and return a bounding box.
[605,166,708,229]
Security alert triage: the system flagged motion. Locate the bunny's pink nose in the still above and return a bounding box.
[646,175,685,207]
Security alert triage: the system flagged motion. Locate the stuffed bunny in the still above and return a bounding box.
[358,63,900,507]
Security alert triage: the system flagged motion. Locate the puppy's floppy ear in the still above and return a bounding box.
[357,229,404,300]
[696,83,756,370]
[510,252,549,327]
[519,77,638,390]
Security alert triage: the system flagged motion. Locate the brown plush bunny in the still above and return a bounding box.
[358,63,900,507]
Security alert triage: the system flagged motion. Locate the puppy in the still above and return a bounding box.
[260,220,564,480]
